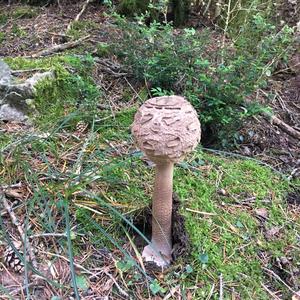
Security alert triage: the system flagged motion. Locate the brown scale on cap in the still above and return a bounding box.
[132,96,201,268]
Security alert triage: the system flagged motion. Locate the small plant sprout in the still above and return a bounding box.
[132,96,201,267]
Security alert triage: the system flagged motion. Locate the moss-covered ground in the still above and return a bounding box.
[0,54,299,299]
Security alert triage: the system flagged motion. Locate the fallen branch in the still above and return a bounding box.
[30,36,90,58]
[262,111,300,140]
[11,68,48,75]
[94,57,130,78]
[103,268,129,298]
[67,0,92,31]
[262,267,297,294]
[261,283,281,300]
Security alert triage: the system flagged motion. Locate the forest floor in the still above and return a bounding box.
[0,2,299,299]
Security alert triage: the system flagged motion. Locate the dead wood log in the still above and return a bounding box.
[93,57,130,77]
[262,111,300,140]
[30,36,90,58]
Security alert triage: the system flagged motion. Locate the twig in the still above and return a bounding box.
[202,147,287,178]
[0,193,38,269]
[262,267,297,294]
[260,283,281,300]
[10,282,36,296]
[0,182,22,190]
[186,208,217,216]
[124,77,143,101]
[221,0,231,64]
[206,283,215,300]
[73,129,95,176]
[29,232,67,239]
[30,35,90,58]
[103,269,129,298]
[67,0,92,31]
[11,68,48,75]
[163,285,180,300]
[203,0,212,15]
[262,111,300,140]
[219,273,223,300]
[94,57,129,78]
[39,250,93,275]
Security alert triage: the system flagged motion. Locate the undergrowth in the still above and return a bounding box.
[111,12,295,146]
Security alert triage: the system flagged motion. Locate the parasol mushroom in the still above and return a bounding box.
[132,95,201,267]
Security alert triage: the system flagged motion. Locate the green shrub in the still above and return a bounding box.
[0,32,5,44]
[111,13,294,145]
[117,0,149,17]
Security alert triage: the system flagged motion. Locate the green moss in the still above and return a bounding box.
[173,154,297,298]
[67,20,98,40]
[0,13,8,25]
[95,42,111,57]
[96,108,136,141]
[4,55,101,128]
[12,6,39,19]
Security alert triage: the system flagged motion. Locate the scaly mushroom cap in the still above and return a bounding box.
[132,96,201,163]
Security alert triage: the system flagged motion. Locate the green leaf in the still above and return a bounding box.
[236,220,244,228]
[75,275,89,291]
[116,259,135,272]
[150,279,162,295]
[199,253,209,264]
[70,230,77,240]
[186,264,193,273]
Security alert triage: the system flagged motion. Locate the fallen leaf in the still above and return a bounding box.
[255,208,268,219]
[265,227,280,240]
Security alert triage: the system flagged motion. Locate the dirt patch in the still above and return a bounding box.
[0,2,109,57]
[238,76,300,175]
[287,189,300,205]
[133,193,190,265]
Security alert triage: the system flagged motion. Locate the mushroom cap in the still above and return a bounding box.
[132,96,201,163]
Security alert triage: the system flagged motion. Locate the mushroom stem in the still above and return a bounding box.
[142,161,173,266]
[152,162,173,252]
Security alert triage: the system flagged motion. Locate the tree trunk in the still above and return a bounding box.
[171,0,191,27]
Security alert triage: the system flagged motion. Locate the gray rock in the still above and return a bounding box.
[0,60,11,86]
[0,59,54,121]
[0,104,27,121]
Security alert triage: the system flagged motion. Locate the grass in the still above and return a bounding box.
[0,55,299,299]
